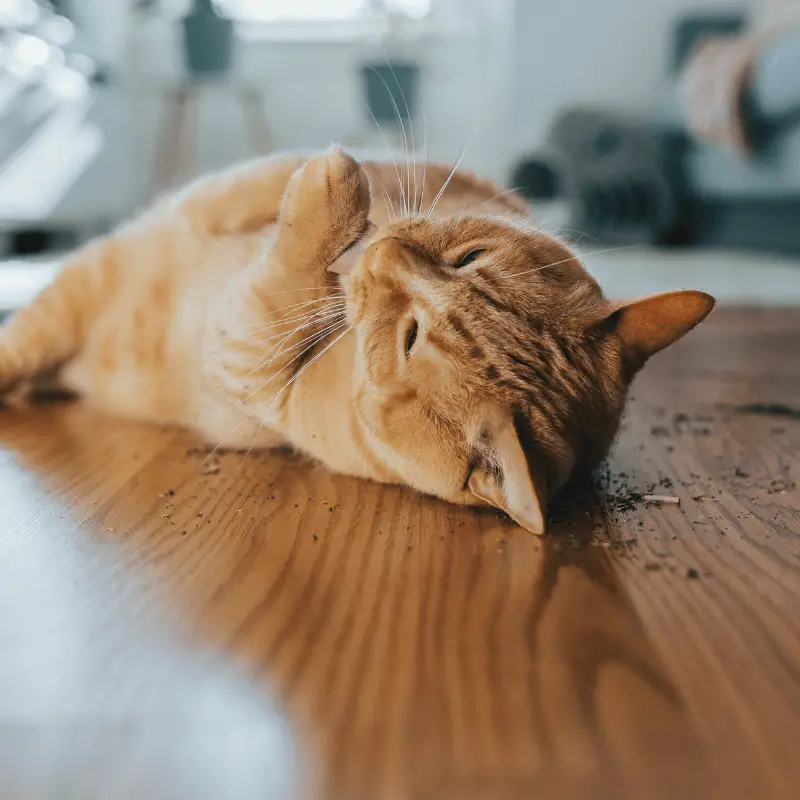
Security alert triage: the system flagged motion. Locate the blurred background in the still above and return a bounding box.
[1,0,799,313]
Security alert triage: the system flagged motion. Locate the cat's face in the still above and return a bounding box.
[339,214,714,534]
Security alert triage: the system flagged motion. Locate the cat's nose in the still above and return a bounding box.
[364,237,414,280]
[364,237,441,293]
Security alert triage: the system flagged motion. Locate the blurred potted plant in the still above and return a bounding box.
[181,0,235,78]
[361,2,421,128]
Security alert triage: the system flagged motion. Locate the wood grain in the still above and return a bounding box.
[0,308,798,800]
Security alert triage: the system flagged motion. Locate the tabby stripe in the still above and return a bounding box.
[447,312,476,344]
[471,285,511,313]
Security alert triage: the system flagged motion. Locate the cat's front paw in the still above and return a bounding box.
[279,146,371,268]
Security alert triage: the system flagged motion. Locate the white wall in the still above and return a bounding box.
[118,1,516,211]
[511,0,745,149]
[62,0,129,66]
[97,0,748,215]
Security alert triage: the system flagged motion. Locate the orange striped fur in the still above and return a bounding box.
[0,148,715,532]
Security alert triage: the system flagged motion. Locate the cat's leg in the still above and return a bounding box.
[202,147,369,412]
[214,146,370,339]
[0,237,116,397]
[268,146,370,288]
[173,153,309,237]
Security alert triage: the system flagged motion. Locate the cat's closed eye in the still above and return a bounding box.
[454,249,486,268]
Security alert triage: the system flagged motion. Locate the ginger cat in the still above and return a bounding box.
[0,148,714,533]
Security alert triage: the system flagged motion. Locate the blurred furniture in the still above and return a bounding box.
[0,0,137,320]
[151,0,270,195]
[512,12,800,255]
[511,110,687,247]
[663,12,800,254]
[153,79,270,194]
[0,0,132,256]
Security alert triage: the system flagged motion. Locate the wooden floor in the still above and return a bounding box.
[0,308,798,800]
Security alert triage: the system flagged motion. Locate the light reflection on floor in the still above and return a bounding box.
[0,448,299,799]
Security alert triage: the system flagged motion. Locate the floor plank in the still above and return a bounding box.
[600,308,800,800]
[0,308,798,800]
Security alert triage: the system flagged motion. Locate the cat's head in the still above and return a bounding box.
[334,206,714,534]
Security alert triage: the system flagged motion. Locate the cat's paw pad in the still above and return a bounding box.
[280,146,370,262]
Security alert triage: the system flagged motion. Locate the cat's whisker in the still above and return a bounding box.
[366,165,397,221]
[206,313,347,456]
[503,243,644,281]
[425,150,462,220]
[233,326,345,411]
[379,183,396,222]
[475,187,524,210]
[200,422,248,468]
[367,66,411,216]
[386,58,417,217]
[241,308,344,339]
[259,307,345,343]
[261,324,353,414]
[235,320,348,407]
[417,94,429,215]
[387,60,412,217]
[220,309,345,374]
[262,314,345,367]
[224,309,346,377]
[222,309,342,348]
[237,418,264,469]
[247,294,347,328]
[256,284,343,298]
[270,293,346,316]
[363,92,407,217]
[426,125,479,220]
[358,414,379,482]
[257,315,346,373]
[548,227,604,246]
[209,317,344,407]
[384,181,400,221]
[256,322,345,359]
[227,323,345,393]
[246,301,345,334]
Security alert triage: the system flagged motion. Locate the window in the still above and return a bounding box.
[216,0,431,24]
[214,0,438,42]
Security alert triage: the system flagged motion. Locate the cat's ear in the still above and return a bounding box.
[468,407,548,535]
[601,290,715,372]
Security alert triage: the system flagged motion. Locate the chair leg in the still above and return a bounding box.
[240,85,271,155]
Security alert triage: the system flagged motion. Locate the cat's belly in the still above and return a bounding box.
[58,293,199,427]
[60,351,190,427]
[57,231,261,433]
[61,350,288,451]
